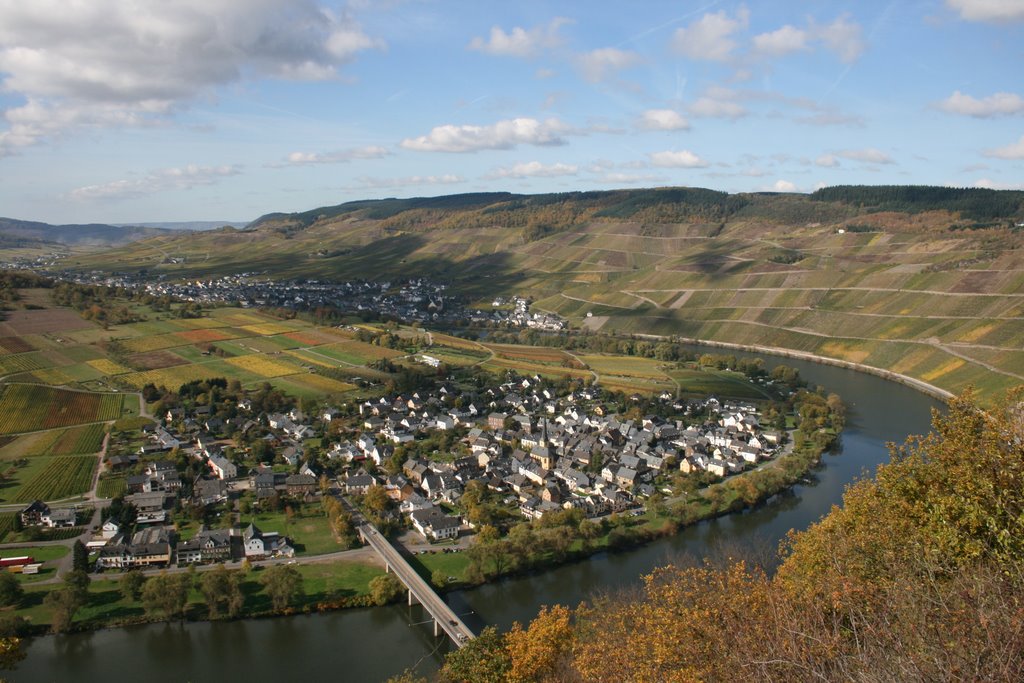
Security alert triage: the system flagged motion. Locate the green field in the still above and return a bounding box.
[668,368,773,400]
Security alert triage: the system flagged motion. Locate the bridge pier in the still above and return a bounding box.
[434,619,440,637]
[408,589,418,606]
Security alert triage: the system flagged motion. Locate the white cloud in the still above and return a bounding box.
[636,109,690,131]
[350,174,464,189]
[400,117,570,153]
[814,15,865,63]
[815,154,840,167]
[485,161,578,179]
[938,91,1024,117]
[0,0,382,155]
[752,25,808,56]
[671,8,750,62]
[649,150,710,168]
[467,18,570,58]
[972,177,1024,190]
[834,148,894,164]
[772,180,799,192]
[589,172,666,185]
[574,47,642,83]
[984,134,1024,159]
[279,146,389,166]
[69,164,240,201]
[689,96,747,119]
[946,0,1024,21]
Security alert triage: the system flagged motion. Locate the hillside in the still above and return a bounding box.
[61,185,1024,399]
[0,217,175,246]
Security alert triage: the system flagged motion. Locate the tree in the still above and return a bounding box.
[200,565,245,619]
[439,626,511,683]
[0,573,22,608]
[63,570,91,605]
[44,588,81,634]
[363,485,390,517]
[369,574,404,606]
[504,605,574,683]
[260,564,303,612]
[431,569,449,589]
[72,540,89,573]
[141,572,190,621]
[120,570,146,601]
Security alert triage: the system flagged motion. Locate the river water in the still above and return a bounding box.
[14,352,944,683]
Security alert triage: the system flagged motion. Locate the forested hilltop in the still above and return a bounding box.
[394,388,1024,683]
[61,184,1024,401]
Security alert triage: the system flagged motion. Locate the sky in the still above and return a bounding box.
[0,0,1022,225]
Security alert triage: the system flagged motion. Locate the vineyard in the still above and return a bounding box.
[87,358,131,375]
[225,354,303,378]
[0,385,123,434]
[96,473,127,498]
[178,328,238,343]
[118,364,220,390]
[120,333,189,353]
[240,322,297,336]
[0,337,34,354]
[52,424,106,455]
[0,513,16,542]
[12,455,96,502]
[484,343,576,365]
[0,353,47,375]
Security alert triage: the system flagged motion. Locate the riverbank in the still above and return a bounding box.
[1,420,834,641]
[632,333,956,403]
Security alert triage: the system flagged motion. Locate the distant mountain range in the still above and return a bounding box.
[0,218,249,247]
[113,221,249,231]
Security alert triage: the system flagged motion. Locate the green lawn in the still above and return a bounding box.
[249,507,343,556]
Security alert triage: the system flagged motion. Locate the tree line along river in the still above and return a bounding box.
[15,347,945,683]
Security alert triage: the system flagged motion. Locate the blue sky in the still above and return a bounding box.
[0,0,1022,224]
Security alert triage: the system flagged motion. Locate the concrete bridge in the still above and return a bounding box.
[358,522,475,647]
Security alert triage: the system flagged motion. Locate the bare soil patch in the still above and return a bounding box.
[0,308,93,335]
[127,350,187,370]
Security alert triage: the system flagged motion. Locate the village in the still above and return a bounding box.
[0,259,568,331]
[16,372,786,573]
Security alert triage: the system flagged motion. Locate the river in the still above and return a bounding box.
[14,351,945,683]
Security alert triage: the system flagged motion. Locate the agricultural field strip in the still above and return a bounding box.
[614,313,1022,351]
[294,346,363,368]
[559,293,636,310]
[615,301,1024,320]
[626,286,1024,298]
[933,344,1024,381]
[0,385,122,435]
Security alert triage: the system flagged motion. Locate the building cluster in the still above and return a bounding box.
[15,266,567,330]
[465,296,566,330]
[330,379,782,538]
